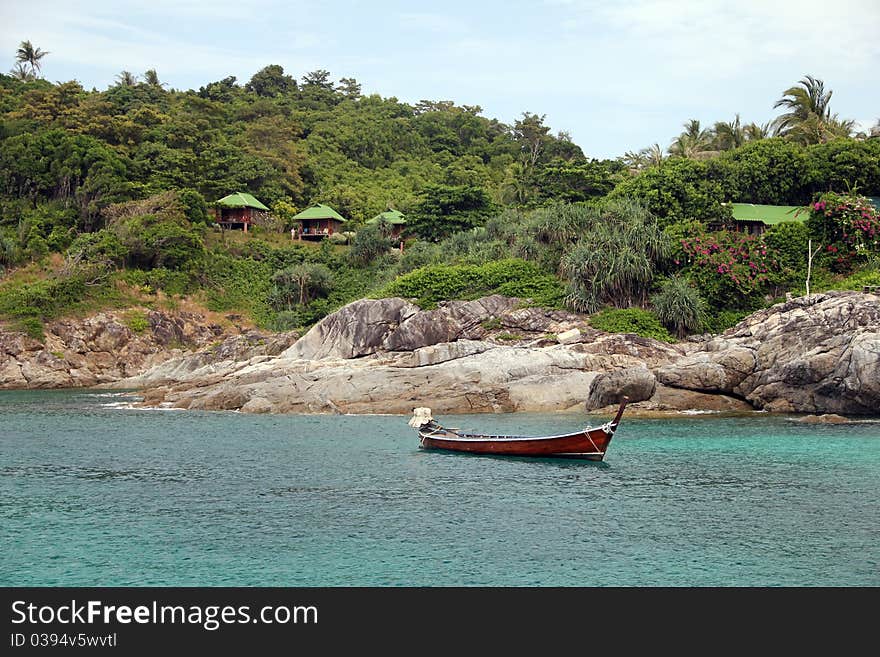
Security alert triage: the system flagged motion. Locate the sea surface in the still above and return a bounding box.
[1,390,878,587]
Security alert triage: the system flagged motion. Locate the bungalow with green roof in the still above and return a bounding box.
[366,209,407,239]
[293,204,347,240]
[716,203,806,236]
[214,192,270,232]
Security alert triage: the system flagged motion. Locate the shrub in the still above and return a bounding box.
[560,198,670,312]
[762,221,810,271]
[67,229,128,266]
[588,307,673,342]
[349,225,392,265]
[176,188,209,225]
[806,192,880,272]
[377,258,565,309]
[24,234,49,260]
[832,268,880,292]
[672,226,781,309]
[702,310,750,334]
[122,267,192,295]
[124,310,150,333]
[0,275,88,319]
[202,253,274,326]
[396,241,442,274]
[269,263,334,310]
[15,316,45,341]
[651,276,706,338]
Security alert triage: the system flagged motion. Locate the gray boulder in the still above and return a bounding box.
[657,292,880,414]
[283,297,419,360]
[586,366,657,410]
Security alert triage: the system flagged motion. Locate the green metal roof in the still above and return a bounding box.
[366,209,407,225]
[293,204,347,222]
[214,192,270,211]
[730,203,805,225]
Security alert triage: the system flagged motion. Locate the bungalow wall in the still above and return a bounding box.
[215,207,256,229]
[299,218,344,238]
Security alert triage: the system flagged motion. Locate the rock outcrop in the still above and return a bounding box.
[282,297,418,360]
[0,310,274,389]
[123,296,691,414]
[656,291,880,414]
[9,290,880,417]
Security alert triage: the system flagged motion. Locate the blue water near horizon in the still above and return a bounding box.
[1,390,878,586]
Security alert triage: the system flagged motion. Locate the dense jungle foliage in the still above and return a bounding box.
[1,58,878,341]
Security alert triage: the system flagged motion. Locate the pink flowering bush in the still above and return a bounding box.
[669,224,783,309]
[807,192,880,272]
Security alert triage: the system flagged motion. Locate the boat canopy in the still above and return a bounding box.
[408,407,434,428]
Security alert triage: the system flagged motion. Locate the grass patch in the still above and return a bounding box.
[124,309,150,333]
[588,307,673,342]
[829,268,880,292]
[375,258,566,309]
[13,316,45,341]
[702,310,750,334]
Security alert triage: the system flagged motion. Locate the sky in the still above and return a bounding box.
[1,0,878,159]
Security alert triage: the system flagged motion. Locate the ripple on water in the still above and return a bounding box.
[1,390,878,586]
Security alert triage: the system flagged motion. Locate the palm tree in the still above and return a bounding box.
[143,69,165,88]
[713,114,746,151]
[619,143,665,171]
[744,121,771,142]
[772,75,853,144]
[115,70,138,87]
[15,40,49,77]
[642,143,666,167]
[668,119,716,159]
[9,62,35,81]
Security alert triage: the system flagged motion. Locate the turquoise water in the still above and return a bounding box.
[1,390,878,586]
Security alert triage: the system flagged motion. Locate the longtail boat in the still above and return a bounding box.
[409,397,629,461]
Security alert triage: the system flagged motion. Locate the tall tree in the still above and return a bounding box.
[513,112,551,168]
[301,69,333,89]
[772,75,853,145]
[245,65,296,97]
[713,114,745,151]
[620,143,665,171]
[115,71,138,87]
[15,40,49,77]
[744,121,771,142]
[336,77,362,99]
[143,69,165,88]
[669,119,715,159]
[9,62,35,81]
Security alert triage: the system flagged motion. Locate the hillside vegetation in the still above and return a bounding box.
[1,62,878,341]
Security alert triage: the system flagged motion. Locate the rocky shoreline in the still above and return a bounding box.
[0,309,297,389]
[111,290,880,416]
[2,291,878,416]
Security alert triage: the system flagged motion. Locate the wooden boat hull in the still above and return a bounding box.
[419,426,613,460]
[414,398,628,461]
